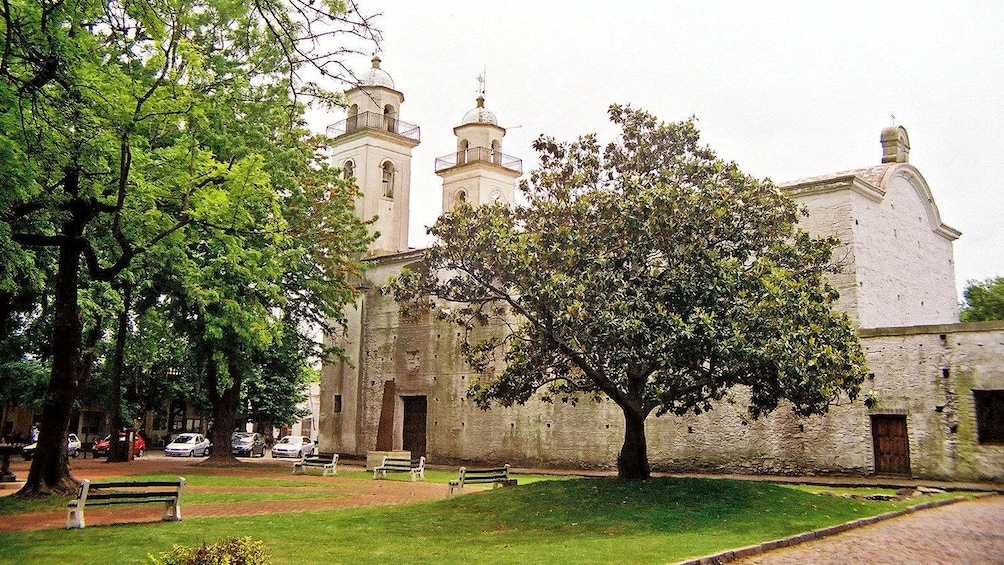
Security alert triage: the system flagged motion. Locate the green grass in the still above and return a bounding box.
[0,475,967,565]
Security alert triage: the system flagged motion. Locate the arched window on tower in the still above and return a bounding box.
[384,105,397,133]
[454,189,467,209]
[342,160,354,180]
[381,161,395,198]
[458,140,469,165]
[491,140,501,165]
[347,105,359,132]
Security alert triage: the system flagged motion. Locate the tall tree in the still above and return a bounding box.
[960,277,1004,322]
[393,105,868,479]
[1,0,377,495]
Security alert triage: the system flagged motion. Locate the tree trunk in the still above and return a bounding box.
[17,238,84,496]
[617,406,651,479]
[205,359,241,464]
[107,284,131,462]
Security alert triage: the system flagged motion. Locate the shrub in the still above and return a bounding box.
[148,536,270,565]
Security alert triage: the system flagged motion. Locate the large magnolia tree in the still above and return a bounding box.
[393,105,869,479]
[1,0,376,495]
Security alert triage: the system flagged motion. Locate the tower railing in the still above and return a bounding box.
[326,111,421,142]
[434,146,523,174]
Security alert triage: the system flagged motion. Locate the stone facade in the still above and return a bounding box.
[319,63,1003,482]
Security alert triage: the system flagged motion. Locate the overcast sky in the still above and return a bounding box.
[315,1,1003,297]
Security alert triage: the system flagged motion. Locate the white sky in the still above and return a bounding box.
[314,1,1003,297]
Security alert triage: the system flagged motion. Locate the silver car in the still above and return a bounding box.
[164,433,211,457]
[270,435,314,458]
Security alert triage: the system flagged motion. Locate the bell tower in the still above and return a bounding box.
[435,84,522,211]
[327,56,421,256]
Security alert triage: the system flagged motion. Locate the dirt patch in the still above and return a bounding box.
[0,454,449,531]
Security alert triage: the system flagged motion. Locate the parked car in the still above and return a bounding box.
[270,435,314,458]
[22,433,81,460]
[164,433,211,457]
[92,433,147,458]
[231,432,266,457]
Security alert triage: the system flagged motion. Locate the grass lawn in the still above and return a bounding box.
[0,474,966,565]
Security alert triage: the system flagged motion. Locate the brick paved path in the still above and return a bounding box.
[732,495,1004,565]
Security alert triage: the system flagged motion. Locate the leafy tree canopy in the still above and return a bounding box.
[1,0,376,493]
[960,277,1004,322]
[392,105,868,479]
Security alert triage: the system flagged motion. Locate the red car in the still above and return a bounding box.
[92,433,146,458]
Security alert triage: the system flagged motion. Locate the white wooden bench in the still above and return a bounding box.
[448,464,512,495]
[293,453,338,476]
[373,455,425,481]
[66,477,185,528]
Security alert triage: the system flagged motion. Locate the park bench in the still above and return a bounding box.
[293,452,338,476]
[66,477,185,529]
[448,464,513,495]
[373,455,425,481]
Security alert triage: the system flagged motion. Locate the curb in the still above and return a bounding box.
[674,493,998,565]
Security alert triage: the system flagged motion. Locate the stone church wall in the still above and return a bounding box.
[325,279,1004,482]
[859,322,1004,481]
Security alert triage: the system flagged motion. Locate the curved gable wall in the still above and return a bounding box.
[849,164,959,328]
[785,163,960,328]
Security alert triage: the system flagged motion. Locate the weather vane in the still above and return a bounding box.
[477,68,486,97]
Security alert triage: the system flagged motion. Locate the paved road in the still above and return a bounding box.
[733,495,1004,565]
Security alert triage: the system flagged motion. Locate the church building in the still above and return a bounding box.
[319,59,1004,482]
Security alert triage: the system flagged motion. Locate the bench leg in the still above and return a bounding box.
[323,464,336,477]
[66,503,84,529]
[163,498,181,521]
[293,464,304,475]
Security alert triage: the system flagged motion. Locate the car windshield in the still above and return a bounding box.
[232,433,250,441]
[278,437,297,444]
[175,435,196,443]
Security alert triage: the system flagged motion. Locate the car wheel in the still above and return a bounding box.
[189,449,195,457]
[271,453,276,458]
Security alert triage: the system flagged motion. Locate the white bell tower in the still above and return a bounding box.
[327,56,420,256]
[435,81,521,211]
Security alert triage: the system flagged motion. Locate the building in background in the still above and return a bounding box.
[318,59,1002,481]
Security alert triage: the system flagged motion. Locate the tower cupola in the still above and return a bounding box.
[435,88,522,211]
[326,57,420,257]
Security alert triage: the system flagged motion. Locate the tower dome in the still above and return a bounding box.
[461,96,497,125]
[359,56,395,89]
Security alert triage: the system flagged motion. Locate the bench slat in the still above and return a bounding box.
[86,491,181,501]
[88,481,183,489]
[79,498,177,506]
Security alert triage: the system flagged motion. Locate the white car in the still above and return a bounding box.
[270,435,315,458]
[21,433,81,460]
[164,433,211,457]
